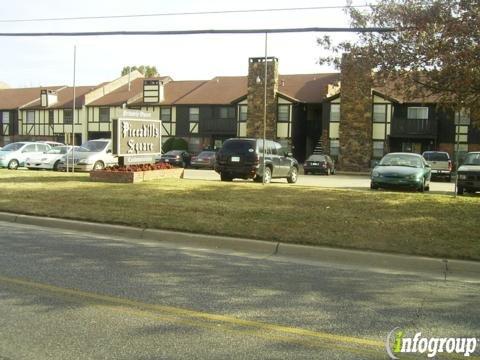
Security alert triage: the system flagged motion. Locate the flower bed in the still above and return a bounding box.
[90,163,184,183]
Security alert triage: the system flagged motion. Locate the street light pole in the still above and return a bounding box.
[262,32,268,185]
[72,45,77,173]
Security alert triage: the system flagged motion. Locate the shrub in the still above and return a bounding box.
[104,163,173,172]
[162,137,188,153]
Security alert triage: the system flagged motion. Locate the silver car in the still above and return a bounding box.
[0,142,51,169]
[25,146,85,171]
[58,139,117,171]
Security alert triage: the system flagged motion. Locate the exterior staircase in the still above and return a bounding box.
[312,138,325,155]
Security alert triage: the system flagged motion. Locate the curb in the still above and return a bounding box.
[1,211,478,280]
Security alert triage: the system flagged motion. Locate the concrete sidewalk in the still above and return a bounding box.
[0,211,478,280]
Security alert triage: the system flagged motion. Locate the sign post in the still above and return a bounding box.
[112,110,162,165]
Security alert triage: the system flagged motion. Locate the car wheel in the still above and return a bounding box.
[457,186,464,195]
[53,160,60,171]
[8,159,19,170]
[220,173,233,182]
[287,167,298,184]
[93,161,104,171]
[370,182,378,190]
[263,167,272,184]
[418,180,425,193]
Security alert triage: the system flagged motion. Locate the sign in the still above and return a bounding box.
[123,155,156,165]
[112,118,161,157]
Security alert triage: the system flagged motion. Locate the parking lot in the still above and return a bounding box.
[184,169,457,193]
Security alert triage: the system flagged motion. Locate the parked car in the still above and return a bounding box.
[456,152,480,195]
[370,152,431,192]
[190,151,216,169]
[25,146,85,171]
[214,138,299,183]
[303,154,335,175]
[422,151,452,181]
[57,139,117,171]
[36,141,64,148]
[157,150,191,168]
[0,142,51,169]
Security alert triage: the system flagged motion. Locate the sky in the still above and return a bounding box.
[0,0,366,88]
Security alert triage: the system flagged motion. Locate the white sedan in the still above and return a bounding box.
[25,146,84,171]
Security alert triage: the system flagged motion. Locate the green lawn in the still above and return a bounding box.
[0,169,478,260]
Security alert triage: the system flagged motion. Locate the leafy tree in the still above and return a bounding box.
[162,137,189,153]
[318,0,480,110]
[121,65,159,78]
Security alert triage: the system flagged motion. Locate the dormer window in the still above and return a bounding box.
[143,80,163,103]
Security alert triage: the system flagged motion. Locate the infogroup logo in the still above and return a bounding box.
[385,328,478,359]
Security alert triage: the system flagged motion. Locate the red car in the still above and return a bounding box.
[190,151,216,169]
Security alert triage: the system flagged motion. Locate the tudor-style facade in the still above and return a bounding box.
[322,54,480,170]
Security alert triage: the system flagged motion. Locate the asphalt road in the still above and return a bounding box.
[0,221,478,359]
[183,169,456,193]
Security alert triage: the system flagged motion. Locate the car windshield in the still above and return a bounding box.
[198,151,215,158]
[81,140,108,152]
[307,155,326,161]
[165,151,183,156]
[379,154,423,168]
[1,143,26,152]
[463,153,480,165]
[423,152,449,161]
[222,140,256,153]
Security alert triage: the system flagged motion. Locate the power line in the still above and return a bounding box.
[0,5,374,23]
[0,27,396,37]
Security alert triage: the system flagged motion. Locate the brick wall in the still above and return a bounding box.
[338,53,373,171]
[246,57,278,139]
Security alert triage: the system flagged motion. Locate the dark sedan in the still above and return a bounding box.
[303,154,335,175]
[370,152,431,192]
[190,151,216,169]
[157,150,191,168]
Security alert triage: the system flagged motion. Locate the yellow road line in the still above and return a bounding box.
[0,274,384,350]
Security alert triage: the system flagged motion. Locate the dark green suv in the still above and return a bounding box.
[214,138,299,183]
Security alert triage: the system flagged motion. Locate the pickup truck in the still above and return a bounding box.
[457,152,480,195]
[422,151,452,181]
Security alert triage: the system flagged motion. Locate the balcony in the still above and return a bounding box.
[390,118,437,138]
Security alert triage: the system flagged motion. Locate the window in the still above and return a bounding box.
[189,107,199,134]
[22,144,37,153]
[37,144,49,152]
[373,104,387,123]
[2,112,10,124]
[64,109,73,124]
[407,107,428,120]
[330,140,340,156]
[219,107,235,119]
[239,105,247,122]
[160,107,171,122]
[373,141,385,158]
[189,107,200,122]
[277,105,290,122]
[49,110,54,125]
[455,109,470,125]
[99,108,110,123]
[26,111,35,124]
[330,104,340,122]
